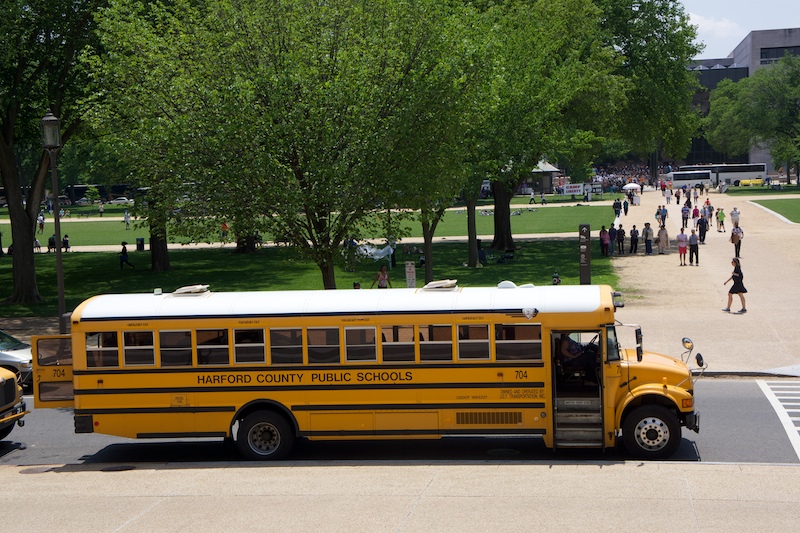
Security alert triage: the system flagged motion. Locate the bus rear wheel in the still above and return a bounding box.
[622,405,680,459]
[237,412,294,460]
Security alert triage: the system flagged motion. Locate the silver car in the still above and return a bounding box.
[0,330,33,389]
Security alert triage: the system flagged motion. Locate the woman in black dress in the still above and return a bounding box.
[723,258,747,313]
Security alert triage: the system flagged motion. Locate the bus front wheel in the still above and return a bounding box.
[622,405,680,459]
[237,412,294,460]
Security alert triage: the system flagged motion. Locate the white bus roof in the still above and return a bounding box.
[74,284,613,322]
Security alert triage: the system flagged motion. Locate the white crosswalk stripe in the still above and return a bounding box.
[758,380,800,461]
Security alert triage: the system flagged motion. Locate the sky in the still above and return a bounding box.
[680,0,800,59]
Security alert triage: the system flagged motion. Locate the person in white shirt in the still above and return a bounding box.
[729,207,740,226]
[675,227,689,266]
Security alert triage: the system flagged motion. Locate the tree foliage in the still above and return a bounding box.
[87,0,482,287]
[0,0,105,303]
[704,54,800,179]
[595,0,702,169]
[468,0,625,251]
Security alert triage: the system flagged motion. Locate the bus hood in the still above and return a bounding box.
[622,349,692,388]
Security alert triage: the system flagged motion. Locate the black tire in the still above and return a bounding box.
[622,405,681,459]
[236,412,294,460]
[0,423,14,441]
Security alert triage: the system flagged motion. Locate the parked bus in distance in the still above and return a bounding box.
[33,282,704,460]
[678,163,767,186]
[666,170,713,189]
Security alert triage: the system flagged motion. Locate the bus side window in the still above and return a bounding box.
[307,328,340,364]
[86,331,119,368]
[159,331,193,366]
[270,328,302,365]
[234,328,266,364]
[197,329,230,365]
[123,331,155,366]
[381,325,415,362]
[458,324,490,360]
[345,327,377,362]
[495,324,542,360]
[419,324,453,361]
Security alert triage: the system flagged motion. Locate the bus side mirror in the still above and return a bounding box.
[635,328,643,345]
[636,346,643,362]
[695,353,704,368]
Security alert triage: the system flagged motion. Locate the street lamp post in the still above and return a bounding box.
[41,110,66,334]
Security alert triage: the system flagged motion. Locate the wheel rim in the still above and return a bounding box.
[247,421,281,456]
[633,416,670,451]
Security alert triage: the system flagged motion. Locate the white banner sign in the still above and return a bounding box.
[564,183,583,195]
[405,261,417,288]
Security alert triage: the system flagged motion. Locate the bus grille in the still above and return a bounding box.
[2,377,16,407]
[456,411,522,425]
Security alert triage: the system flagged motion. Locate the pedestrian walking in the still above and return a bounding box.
[599,226,610,256]
[119,241,135,269]
[623,199,629,216]
[717,208,726,232]
[676,227,688,266]
[529,190,536,204]
[729,207,740,226]
[642,222,654,255]
[657,225,669,254]
[730,222,744,258]
[723,258,747,314]
[688,229,699,265]
[616,224,626,254]
[629,225,639,254]
[680,204,690,229]
[371,265,392,289]
[124,209,131,230]
[697,215,708,244]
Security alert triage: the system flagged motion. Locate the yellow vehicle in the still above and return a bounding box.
[737,178,764,187]
[0,367,28,441]
[33,282,704,460]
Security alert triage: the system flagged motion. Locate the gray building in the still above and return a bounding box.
[686,28,800,171]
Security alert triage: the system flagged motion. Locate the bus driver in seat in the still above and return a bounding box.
[559,334,598,385]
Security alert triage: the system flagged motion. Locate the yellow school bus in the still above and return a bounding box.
[33,281,703,460]
[0,367,28,441]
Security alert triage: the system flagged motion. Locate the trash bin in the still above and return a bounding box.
[136,238,145,251]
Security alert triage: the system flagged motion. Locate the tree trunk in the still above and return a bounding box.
[490,181,515,251]
[149,218,171,272]
[465,196,479,267]
[319,250,337,289]
[421,221,435,284]
[1,147,48,304]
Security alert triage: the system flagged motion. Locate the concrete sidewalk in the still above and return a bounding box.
[1,460,798,532]
[610,187,800,376]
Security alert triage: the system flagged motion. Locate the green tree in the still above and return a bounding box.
[702,78,752,158]
[704,54,800,182]
[595,0,702,178]
[0,0,104,304]
[469,0,624,252]
[89,0,482,287]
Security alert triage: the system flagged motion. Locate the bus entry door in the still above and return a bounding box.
[33,335,74,408]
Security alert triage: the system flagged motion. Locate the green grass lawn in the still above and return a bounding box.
[751,198,800,223]
[0,239,616,317]
[4,203,620,245]
[724,185,800,196]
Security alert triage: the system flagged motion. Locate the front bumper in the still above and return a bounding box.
[684,410,700,433]
[0,400,28,427]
